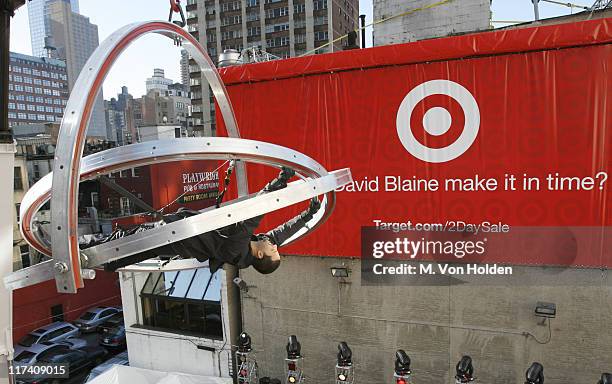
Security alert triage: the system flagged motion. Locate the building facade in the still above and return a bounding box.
[105,86,138,146]
[7,52,69,128]
[27,0,80,58]
[373,0,491,46]
[45,0,107,139]
[185,0,358,135]
[146,68,174,94]
[180,49,190,87]
[140,84,192,134]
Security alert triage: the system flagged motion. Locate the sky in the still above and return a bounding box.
[8,0,589,99]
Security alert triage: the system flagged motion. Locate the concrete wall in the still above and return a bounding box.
[240,255,612,383]
[373,0,491,46]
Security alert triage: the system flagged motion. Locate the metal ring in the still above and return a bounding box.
[48,21,244,293]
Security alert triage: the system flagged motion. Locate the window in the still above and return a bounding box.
[52,90,60,96]
[14,167,23,190]
[265,22,289,33]
[14,84,23,91]
[44,89,52,95]
[265,7,288,18]
[247,0,258,6]
[120,197,132,216]
[90,192,99,207]
[16,94,24,101]
[247,26,260,37]
[13,66,21,73]
[313,0,327,10]
[17,113,26,119]
[19,245,29,268]
[23,77,32,84]
[27,105,35,111]
[34,87,42,94]
[33,78,42,85]
[141,269,223,339]
[22,67,31,75]
[246,11,259,21]
[37,114,46,121]
[314,31,329,41]
[17,103,25,110]
[13,75,22,82]
[8,112,16,119]
[8,103,15,110]
[36,105,45,112]
[293,3,305,13]
[51,305,64,323]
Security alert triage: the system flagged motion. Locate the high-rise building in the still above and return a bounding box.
[140,83,193,136]
[44,0,107,139]
[146,68,174,94]
[105,86,139,146]
[180,49,190,87]
[7,52,69,128]
[27,0,80,58]
[373,0,491,46]
[185,0,358,136]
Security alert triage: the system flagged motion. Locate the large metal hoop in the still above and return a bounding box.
[50,21,245,293]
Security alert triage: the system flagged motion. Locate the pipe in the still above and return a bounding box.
[359,14,366,49]
[532,0,540,20]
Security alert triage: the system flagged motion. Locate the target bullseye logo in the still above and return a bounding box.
[396,79,480,163]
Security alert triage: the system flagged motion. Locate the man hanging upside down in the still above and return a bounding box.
[94,167,320,274]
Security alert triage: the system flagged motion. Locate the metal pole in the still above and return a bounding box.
[0,2,18,383]
[1,0,16,143]
[359,14,366,49]
[532,0,541,20]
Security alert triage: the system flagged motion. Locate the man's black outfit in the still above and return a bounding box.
[101,168,319,272]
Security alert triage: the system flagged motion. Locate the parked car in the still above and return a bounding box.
[85,351,129,383]
[13,340,87,367]
[73,307,121,333]
[98,325,126,350]
[97,312,124,333]
[14,322,80,356]
[12,343,59,367]
[56,337,88,350]
[16,345,108,384]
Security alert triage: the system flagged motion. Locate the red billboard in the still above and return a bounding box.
[218,19,611,267]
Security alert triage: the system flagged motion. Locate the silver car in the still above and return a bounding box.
[12,340,83,367]
[73,306,121,333]
[14,322,80,357]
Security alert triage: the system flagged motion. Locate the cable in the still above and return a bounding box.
[525,319,552,345]
[299,0,454,56]
[541,0,589,10]
[11,294,122,332]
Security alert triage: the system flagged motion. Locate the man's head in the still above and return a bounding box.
[250,234,280,274]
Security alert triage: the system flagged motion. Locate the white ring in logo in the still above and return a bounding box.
[396,79,480,163]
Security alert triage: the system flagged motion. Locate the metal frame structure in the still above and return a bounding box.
[5,21,352,293]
